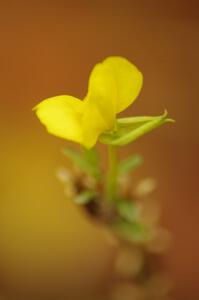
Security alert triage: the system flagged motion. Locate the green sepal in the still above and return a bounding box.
[111,220,150,243]
[74,190,97,205]
[116,199,140,222]
[118,154,143,176]
[62,147,101,180]
[99,111,174,146]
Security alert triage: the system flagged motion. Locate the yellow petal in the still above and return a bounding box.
[103,56,143,113]
[81,100,108,148]
[86,62,117,131]
[34,95,84,144]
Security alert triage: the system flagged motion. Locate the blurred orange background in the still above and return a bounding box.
[0,0,199,299]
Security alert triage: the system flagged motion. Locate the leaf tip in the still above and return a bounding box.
[163,109,168,118]
[162,109,175,124]
[166,118,175,123]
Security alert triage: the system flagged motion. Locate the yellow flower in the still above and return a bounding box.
[34,56,143,148]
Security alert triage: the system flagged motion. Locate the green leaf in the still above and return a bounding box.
[62,147,92,173]
[112,220,150,243]
[74,190,96,205]
[118,154,143,175]
[116,199,140,222]
[117,114,164,124]
[62,147,100,179]
[83,148,101,178]
[99,111,174,146]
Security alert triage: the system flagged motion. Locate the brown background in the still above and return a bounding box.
[0,0,199,299]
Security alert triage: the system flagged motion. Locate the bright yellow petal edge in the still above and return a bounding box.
[34,95,84,144]
[34,56,143,148]
[102,56,143,113]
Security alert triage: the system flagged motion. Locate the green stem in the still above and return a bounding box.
[105,145,118,201]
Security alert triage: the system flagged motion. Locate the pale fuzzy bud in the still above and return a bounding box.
[134,178,157,197]
[56,167,72,184]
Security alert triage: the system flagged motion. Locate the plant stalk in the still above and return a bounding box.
[105,145,118,201]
